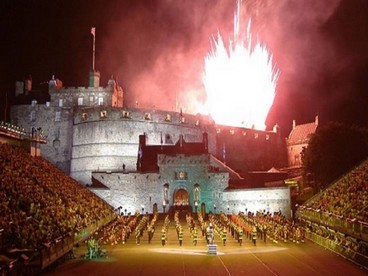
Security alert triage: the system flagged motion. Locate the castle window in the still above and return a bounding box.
[81,113,88,121]
[242,131,246,136]
[195,120,200,126]
[254,133,258,139]
[58,99,63,107]
[194,184,200,202]
[180,117,185,123]
[144,113,151,120]
[230,129,235,135]
[98,97,104,106]
[266,134,270,140]
[78,97,83,106]
[163,184,169,204]
[55,111,61,122]
[165,114,171,122]
[89,96,94,102]
[100,110,107,118]
[122,111,130,118]
[30,111,36,122]
[165,134,173,144]
[216,128,221,134]
[175,171,188,180]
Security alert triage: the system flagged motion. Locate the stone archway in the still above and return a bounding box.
[174,188,189,206]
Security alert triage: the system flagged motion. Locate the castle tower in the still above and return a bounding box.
[89,70,100,87]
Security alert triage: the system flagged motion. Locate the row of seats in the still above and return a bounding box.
[304,159,368,222]
[0,142,114,251]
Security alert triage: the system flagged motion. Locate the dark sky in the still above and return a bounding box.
[1,0,368,136]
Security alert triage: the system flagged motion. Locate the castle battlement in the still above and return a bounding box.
[50,86,109,93]
[215,124,279,142]
[75,107,214,129]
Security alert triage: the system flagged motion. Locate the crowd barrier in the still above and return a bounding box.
[297,207,368,241]
[306,231,368,270]
[1,213,117,275]
[74,213,117,244]
[40,235,74,270]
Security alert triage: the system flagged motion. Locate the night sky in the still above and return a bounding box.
[1,0,368,136]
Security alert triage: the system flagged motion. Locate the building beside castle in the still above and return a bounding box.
[287,117,319,167]
[9,71,317,217]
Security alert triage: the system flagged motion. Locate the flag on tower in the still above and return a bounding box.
[91,27,96,37]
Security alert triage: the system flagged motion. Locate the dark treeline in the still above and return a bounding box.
[302,121,368,190]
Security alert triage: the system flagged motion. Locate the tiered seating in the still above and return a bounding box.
[303,159,368,223]
[0,142,114,251]
[296,159,368,263]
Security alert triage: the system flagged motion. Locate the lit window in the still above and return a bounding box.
[123,111,130,118]
[98,97,104,105]
[78,97,83,106]
[58,99,63,107]
[100,111,107,118]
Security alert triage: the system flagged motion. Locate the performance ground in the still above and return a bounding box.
[43,217,367,276]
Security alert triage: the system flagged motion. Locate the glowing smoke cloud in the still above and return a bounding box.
[202,1,279,130]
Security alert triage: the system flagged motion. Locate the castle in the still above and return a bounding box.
[9,71,317,217]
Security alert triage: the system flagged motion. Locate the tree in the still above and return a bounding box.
[302,122,368,190]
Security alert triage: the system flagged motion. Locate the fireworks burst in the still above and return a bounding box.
[202,0,279,130]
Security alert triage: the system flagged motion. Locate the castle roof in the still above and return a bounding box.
[139,134,208,172]
[288,121,318,145]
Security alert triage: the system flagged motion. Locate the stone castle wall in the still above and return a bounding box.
[11,100,288,184]
[91,154,230,215]
[71,108,217,184]
[49,85,114,108]
[215,125,287,173]
[91,171,291,217]
[10,103,74,173]
[223,187,291,217]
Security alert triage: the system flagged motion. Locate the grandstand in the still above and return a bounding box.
[297,159,368,265]
[0,142,116,274]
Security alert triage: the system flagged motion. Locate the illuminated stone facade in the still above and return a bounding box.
[90,154,291,216]
[286,117,318,167]
[10,75,292,217]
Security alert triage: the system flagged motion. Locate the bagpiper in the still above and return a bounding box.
[161,229,166,246]
[238,227,243,246]
[179,227,183,246]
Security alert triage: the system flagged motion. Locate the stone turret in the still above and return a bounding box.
[89,70,100,87]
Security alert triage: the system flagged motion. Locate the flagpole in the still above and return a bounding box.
[91,27,96,71]
[93,34,95,71]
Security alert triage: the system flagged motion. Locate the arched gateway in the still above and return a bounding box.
[174,188,189,206]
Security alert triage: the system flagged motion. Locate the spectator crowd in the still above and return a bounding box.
[0,142,115,251]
